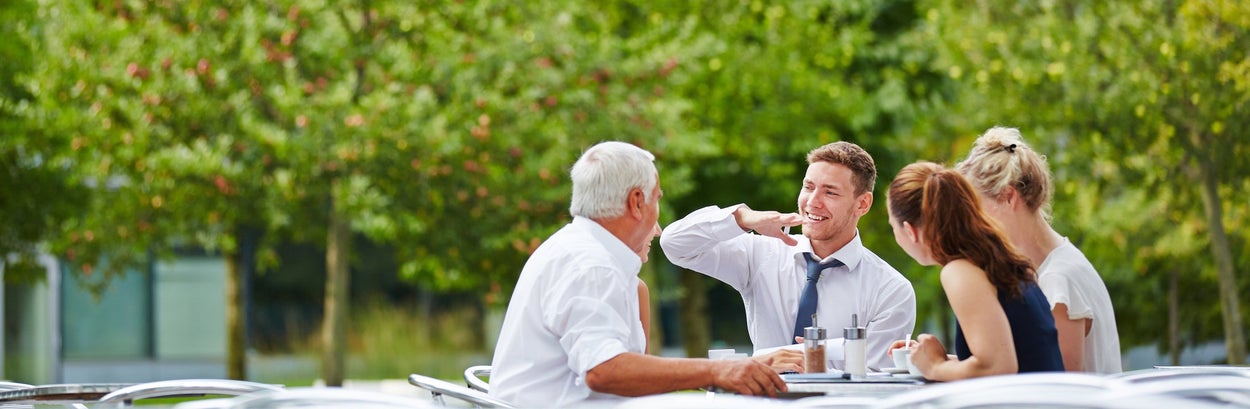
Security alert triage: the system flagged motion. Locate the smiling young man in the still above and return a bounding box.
[661,141,916,371]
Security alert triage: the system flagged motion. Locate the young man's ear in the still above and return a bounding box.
[855,192,874,217]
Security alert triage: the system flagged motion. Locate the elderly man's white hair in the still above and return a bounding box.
[569,141,657,219]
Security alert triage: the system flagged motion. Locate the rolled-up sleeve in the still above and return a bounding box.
[659,204,753,289]
[865,278,917,370]
[542,266,637,378]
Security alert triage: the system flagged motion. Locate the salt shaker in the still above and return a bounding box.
[803,314,827,373]
[843,313,867,379]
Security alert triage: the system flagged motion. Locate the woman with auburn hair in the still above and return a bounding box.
[956,127,1121,374]
[886,161,1063,381]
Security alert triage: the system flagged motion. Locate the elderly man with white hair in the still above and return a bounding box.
[490,141,786,407]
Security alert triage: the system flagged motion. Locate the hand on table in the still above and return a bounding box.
[751,348,804,373]
[711,359,788,397]
[908,334,948,376]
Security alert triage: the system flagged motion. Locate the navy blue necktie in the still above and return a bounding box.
[793,252,844,341]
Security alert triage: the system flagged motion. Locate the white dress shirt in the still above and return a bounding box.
[1037,239,1122,373]
[660,204,916,371]
[489,217,647,407]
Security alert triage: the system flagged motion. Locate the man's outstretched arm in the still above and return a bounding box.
[585,352,787,398]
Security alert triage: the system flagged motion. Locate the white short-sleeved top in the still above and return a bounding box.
[1037,239,1122,374]
[660,204,916,371]
[489,217,646,407]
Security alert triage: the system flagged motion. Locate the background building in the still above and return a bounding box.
[4,255,227,383]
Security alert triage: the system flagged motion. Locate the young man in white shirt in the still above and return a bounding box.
[661,141,917,371]
[490,142,786,407]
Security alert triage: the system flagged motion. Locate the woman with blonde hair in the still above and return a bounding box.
[886,161,1063,381]
[956,127,1121,374]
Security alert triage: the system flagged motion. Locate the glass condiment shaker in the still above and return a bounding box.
[843,313,867,379]
[803,313,827,373]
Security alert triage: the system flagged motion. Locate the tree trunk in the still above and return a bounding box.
[322,187,352,386]
[1168,268,1179,366]
[679,269,708,358]
[1197,158,1246,364]
[225,224,261,380]
[226,223,262,380]
[224,251,243,380]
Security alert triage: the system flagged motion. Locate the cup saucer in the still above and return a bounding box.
[882,367,909,375]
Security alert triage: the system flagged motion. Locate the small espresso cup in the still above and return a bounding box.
[708,349,736,360]
[891,347,911,370]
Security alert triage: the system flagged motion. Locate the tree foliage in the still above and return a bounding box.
[0,0,89,282]
[923,0,1250,361]
[4,0,1246,369]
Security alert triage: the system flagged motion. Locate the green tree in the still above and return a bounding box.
[29,0,713,384]
[924,0,1250,362]
[0,0,89,283]
[27,0,302,379]
[264,0,710,382]
[636,0,956,355]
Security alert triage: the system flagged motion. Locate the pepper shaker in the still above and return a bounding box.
[803,314,827,373]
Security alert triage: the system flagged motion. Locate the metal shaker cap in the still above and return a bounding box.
[805,326,828,340]
[844,313,866,340]
[804,313,827,340]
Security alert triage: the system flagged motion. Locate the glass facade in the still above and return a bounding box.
[60,264,152,360]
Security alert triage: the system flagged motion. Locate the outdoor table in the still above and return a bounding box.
[707,372,928,400]
[779,372,927,399]
[0,383,132,404]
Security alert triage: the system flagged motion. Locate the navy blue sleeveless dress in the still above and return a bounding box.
[954,281,1065,372]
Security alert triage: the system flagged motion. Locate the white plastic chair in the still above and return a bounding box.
[171,387,440,409]
[1114,366,1250,384]
[0,382,32,392]
[408,373,514,408]
[874,372,1116,408]
[1104,376,1250,407]
[464,365,492,393]
[0,383,131,408]
[786,395,880,408]
[616,393,788,409]
[97,379,283,407]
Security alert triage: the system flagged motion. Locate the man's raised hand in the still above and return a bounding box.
[734,206,804,246]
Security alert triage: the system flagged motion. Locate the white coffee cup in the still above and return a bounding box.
[708,349,736,360]
[891,347,911,370]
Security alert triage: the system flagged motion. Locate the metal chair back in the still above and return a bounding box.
[98,379,282,407]
[407,373,514,408]
[463,365,492,393]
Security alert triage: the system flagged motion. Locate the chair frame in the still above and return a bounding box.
[875,372,1116,409]
[97,379,283,406]
[463,365,491,393]
[408,373,514,408]
[211,387,440,409]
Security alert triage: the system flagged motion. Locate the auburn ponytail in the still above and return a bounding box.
[890,161,1035,299]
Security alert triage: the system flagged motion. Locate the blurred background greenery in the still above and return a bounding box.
[1,0,1246,385]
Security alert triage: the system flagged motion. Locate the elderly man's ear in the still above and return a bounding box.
[628,188,646,218]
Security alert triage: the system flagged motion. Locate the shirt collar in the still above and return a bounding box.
[572,216,643,276]
[791,229,866,271]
